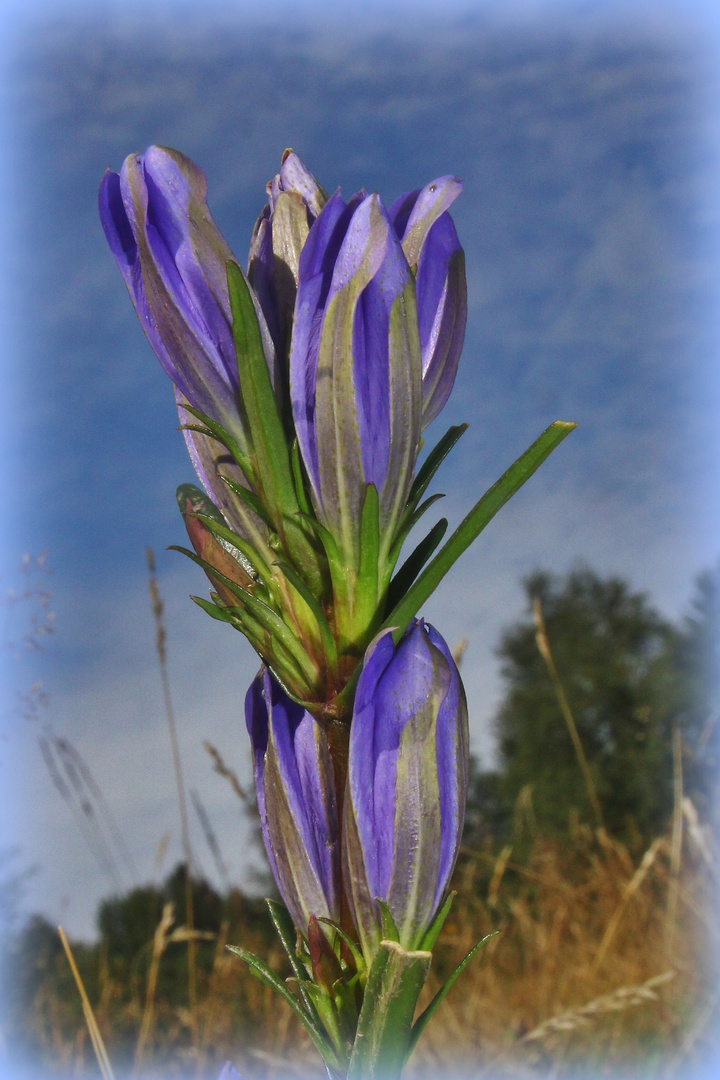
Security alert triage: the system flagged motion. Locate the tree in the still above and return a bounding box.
[671,563,720,824]
[491,567,681,842]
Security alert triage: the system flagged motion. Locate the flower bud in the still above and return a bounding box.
[290,190,423,603]
[249,150,326,360]
[99,147,280,447]
[390,177,467,428]
[246,669,340,934]
[342,621,468,963]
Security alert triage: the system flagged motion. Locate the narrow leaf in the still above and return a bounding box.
[377,899,400,943]
[178,403,254,482]
[385,422,576,639]
[316,919,365,977]
[226,944,340,1067]
[265,900,319,1023]
[227,263,295,516]
[385,518,448,614]
[290,439,312,516]
[419,891,455,952]
[406,932,498,1062]
[220,473,275,529]
[274,560,338,673]
[353,483,380,637]
[194,513,273,584]
[405,423,467,516]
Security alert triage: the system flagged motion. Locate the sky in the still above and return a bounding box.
[0,0,719,964]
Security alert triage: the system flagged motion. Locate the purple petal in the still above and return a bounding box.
[279,150,325,217]
[349,629,398,895]
[392,175,463,267]
[246,670,339,930]
[245,673,278,886]
[426,624,469,909]
[416,214,467,425]
[290,191,357,500]
[103,150,241,431]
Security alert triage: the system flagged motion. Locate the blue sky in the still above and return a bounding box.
[1,0,719,945]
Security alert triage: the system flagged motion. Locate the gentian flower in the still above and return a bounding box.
[248,149,327,361]
[289,176,465,648]
[246,668,340,933]
[98,146,279,454]
[390,177,467,427]
[342,620,469,964]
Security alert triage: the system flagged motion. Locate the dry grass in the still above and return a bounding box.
[12,807,717,1079]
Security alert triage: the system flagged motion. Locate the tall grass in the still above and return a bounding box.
[7,795,716,1078]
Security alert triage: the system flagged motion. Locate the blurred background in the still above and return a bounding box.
[1,0,718,1076]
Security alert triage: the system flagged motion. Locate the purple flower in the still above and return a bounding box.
[248,150,326,360]
[289,176,465,602]
[99,146,279,451]
[246,669,340,934]
[290,190,423,595]
[389,176,467,428]
[342,620,469,963]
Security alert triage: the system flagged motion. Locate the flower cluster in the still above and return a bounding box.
[100,147,466,712]
[101,146,573,1079]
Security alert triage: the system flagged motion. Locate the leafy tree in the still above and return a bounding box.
[490,568,681,842]
[671,563,720,824]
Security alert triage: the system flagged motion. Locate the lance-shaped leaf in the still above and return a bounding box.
[246,671,341,935]
[227,261,325,592]
[226,943,340,1069]
[385,421,578,638]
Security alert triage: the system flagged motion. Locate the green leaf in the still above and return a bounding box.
[419,891,455,952]
[353,483,380,638]
[167,545,257,607]
[376,899,400,943]
[230,588,320,686]
[219,473,274,529]
[303,982,346,1062]
[347,940,431,1080]
[178,403,254,483]
[406,932,498,1062]
[190,595,236,624]
[274,560,338,674]
[290,439,312,516]
[297,511,350,606]
[226,944,340,1068]
[385,518,448,615]
[404,423,467,519]
[227,266,296,516]
[316,919,366,978]
[384,421,577,639]
[265,900,318,1020]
